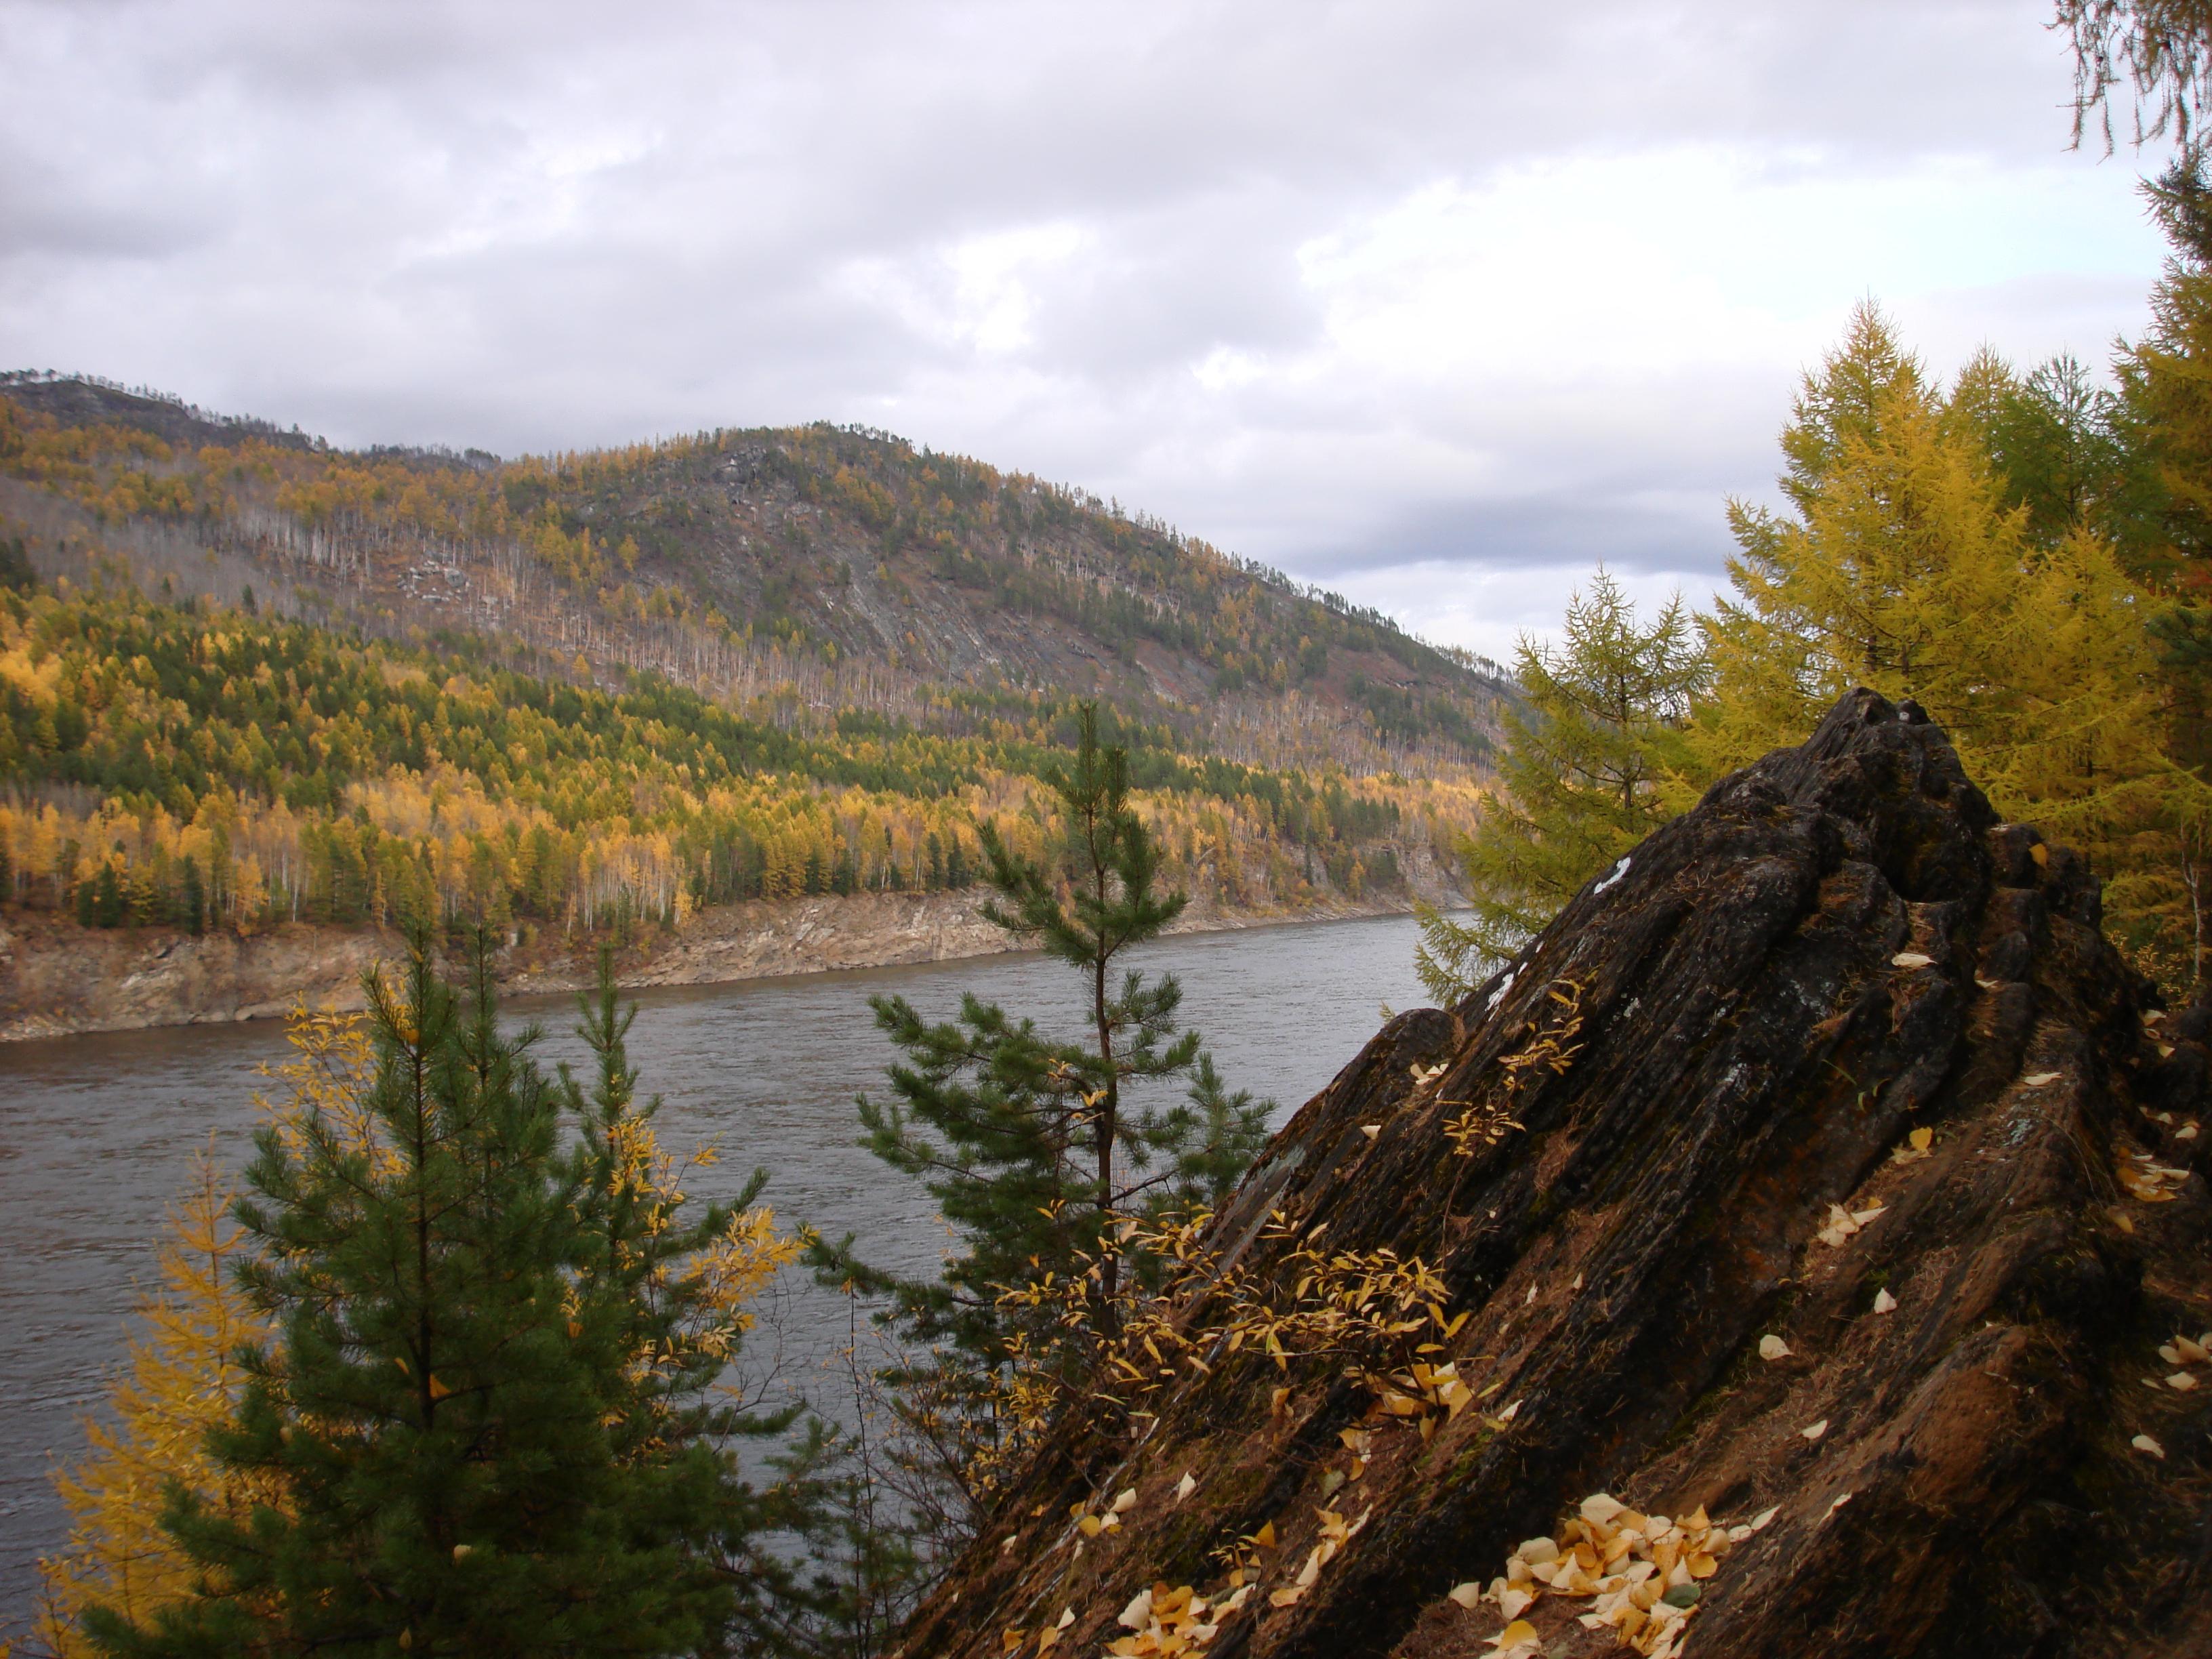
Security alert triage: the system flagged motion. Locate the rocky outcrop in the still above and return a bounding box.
[0,886,1422,1042]
[902,691,2212,1659]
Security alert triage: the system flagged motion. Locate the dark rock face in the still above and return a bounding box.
[902,690,2212,1659]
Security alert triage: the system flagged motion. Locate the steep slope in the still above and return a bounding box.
[903,689,2212,1659]
[0,373,1508,777]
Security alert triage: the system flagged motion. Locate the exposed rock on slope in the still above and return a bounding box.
[903,690,2212,1659]
[0,884,1437,1042]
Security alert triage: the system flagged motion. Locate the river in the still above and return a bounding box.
[0,912,1431,1639]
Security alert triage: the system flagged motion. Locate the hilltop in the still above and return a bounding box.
[0,371,1510,778]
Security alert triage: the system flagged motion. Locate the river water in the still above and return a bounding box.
[0,912,1429,1639]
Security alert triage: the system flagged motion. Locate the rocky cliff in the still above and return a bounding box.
[901,690,2212,1659]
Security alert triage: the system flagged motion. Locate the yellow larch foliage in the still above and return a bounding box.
[34,1160,275,1654]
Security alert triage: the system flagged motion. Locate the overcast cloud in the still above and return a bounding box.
[0,0,2172,657]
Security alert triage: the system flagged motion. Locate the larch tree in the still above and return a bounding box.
[1699,304,2180,968]
[36,1156,290,1656]
[2061,0,2212,151]
[1413,569,1708,1003]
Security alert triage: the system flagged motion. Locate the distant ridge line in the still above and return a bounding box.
[1,367,1511,682]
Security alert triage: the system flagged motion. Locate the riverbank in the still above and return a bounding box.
[0,884,1432,1042]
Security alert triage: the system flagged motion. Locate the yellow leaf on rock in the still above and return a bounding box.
[2133,1434,2166,1458]
[2022,1072,2060,1087]
[1448,1582,1484,1610]
[1890,951,1933,968]
[1759,1334,1790,1361]
[1490,1620,1540,1652]
[1750,1505,1780,1531]
[1801,1419,1828,1441]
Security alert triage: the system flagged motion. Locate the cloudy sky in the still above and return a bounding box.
[0,0,2173,658]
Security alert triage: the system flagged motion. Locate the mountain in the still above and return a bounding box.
[896,690,2212,1659]
[0,373,1504,1015]
[0,371,1510,778]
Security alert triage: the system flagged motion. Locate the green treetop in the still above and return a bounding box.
[84,940,817,1659]
[811,705,1269,1544]
[1414,570,1706,1002]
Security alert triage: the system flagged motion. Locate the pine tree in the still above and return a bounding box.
[810,705,1270,1553]
[1414,570,1706,1002]
[78,940,811,1659]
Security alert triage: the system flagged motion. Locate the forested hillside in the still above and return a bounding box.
[0,383,1493,946]
[0,374,1509,777]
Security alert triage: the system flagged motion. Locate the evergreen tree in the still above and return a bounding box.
[0,532,35,592]
[1414,571,1706,1002]
[1948,348,2134,551]
[811,705,1270,1551]
[81,939,811,1659]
